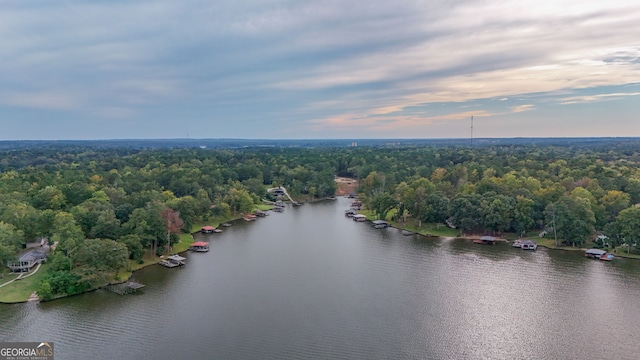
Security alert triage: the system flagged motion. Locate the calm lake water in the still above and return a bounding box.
[2,197,640,359]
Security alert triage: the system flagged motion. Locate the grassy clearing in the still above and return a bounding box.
[358,209,459,237]
[190,211,247,233]
[173,234,193,253]
[612,247,640,259]
[0,263,49,303]
[394,220,459,237]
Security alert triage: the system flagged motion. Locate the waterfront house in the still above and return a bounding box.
[7,250,47,272]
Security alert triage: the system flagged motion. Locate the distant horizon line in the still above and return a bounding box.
[1,136,639,142]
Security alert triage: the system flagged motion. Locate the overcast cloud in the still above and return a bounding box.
[1,0,639,139]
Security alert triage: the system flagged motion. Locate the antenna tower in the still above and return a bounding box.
[470,116,474,146]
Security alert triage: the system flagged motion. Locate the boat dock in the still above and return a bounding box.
[106,281,146,295]
[159,254,186,268]
[190,241,210,252]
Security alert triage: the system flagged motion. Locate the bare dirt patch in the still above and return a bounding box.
[335,177,358,196]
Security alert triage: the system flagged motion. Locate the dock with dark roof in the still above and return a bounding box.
[106,281,146,295]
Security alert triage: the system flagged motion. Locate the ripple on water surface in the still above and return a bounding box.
[2,198,640,360]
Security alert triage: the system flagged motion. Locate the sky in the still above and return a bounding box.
[1,0,639,140]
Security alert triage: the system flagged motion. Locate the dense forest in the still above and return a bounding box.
[1,141,640,299]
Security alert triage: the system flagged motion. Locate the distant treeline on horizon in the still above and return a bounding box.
[1,137,639,150]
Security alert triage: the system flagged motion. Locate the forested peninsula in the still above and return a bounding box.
[1,140,640,302]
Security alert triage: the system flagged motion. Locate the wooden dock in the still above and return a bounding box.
[159,260,182,267]
[106,281,145,295]
[159,254,186,268]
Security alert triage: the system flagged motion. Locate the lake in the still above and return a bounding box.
[1,197,640,359]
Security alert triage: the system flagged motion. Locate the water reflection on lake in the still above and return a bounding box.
[2,197,640,359]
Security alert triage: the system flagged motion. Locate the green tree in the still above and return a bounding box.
[224,188,254,215]
[370,193,398,220]
[51,212,85,254]
[75,239,128,271]
[513,196,535,236]
[600,190,630,223]
[126,203,166,256]
[570,187,606,227]
[0,222,25,266]
[450,194,482,233]
[423,193,450,224]
[32,185,67,210]
[482,194,515,234]
[614,205,640,254]
[37,280,53,301]
[547,196,595,247]
[0,203,41,241]
[118,234,145,261]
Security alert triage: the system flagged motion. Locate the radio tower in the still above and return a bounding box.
[470,116,474,146]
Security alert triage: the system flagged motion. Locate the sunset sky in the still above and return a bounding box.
[1,0,639,140]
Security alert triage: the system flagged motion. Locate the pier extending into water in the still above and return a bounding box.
[105,281,145,295]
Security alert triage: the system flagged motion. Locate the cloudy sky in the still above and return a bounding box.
[1,0,639,140]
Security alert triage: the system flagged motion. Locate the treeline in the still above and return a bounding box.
[1,143,640,298]
[0,147,338,298]
[336,145,640,251]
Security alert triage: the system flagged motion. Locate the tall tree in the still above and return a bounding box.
[482,194,515,234]
[513,196,535,236]
[547,196,595,247]
[0,222,25,267]
[614,205,640,254]
[369,193,398,220]
[161,208,184,253]
[600,190,630,223]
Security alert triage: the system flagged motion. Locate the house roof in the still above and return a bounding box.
[522,240,537,245]
[201,226,215,231]
[372,220,388,224]
[19,250,47,262]
[480,236,496,241]
[191,242,209,247]
[585,249,607,256]
[167,254,186,261]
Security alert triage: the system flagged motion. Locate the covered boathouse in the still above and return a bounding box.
[372,220,389,229]
[159,254,186,268]
[473,236,497,245]
[352,214,367,222]
[190,241,210,252]
[585,249,607,258]
[201,226,215,234]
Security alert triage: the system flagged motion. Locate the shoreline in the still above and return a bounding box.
[0,213,248,305]
[385,221,640,260]
[3,199,637,304]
